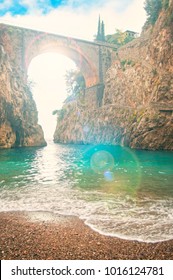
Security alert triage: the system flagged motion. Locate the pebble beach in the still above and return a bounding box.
[0,211,173,260]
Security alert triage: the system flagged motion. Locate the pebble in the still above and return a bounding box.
[0,212,173,260]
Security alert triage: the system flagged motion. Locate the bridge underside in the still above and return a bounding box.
[25,41,99,88]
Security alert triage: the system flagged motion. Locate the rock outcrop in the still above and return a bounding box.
[0,28,46,148]
[54,1,173,150]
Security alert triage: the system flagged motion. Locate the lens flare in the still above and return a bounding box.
[104,170,114,181]
[91,150,114,174]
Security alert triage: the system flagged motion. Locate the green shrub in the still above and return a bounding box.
[120,59,134,70]
[57,109,66,121]
[162,0,169,9]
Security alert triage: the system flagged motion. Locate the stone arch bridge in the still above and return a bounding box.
[0,23,117,91]
[0,23,118,148]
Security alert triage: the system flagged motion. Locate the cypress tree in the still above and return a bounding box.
[101,20,105,41]
[96,15,101,41]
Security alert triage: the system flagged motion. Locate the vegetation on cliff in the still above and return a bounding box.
[65,70,86,97]
[144,0,169,25]
[54,0,173,150]
[106,29,137,46]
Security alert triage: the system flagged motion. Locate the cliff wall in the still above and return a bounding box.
[0,28,46,148]
[54,1,173,150]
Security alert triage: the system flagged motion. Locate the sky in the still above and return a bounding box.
[0,0,147,139]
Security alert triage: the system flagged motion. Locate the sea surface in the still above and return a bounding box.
[0,141,173,242]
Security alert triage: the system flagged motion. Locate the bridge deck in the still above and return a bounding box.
[0,22,118,49]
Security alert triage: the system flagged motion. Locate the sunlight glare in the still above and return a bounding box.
[28,53,77,140]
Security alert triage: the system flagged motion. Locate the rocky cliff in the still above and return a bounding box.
[0,27,46,148]
[54,1,173,150]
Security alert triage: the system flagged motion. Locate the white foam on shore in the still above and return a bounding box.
[0,183,173,243]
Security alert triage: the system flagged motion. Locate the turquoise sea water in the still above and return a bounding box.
[0,142,173,242]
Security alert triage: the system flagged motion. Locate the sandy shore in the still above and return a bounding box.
[0,211,173,260]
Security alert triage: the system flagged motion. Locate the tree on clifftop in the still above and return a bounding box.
[144,0,162,24]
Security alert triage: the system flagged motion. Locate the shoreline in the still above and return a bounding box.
[0,211,173,260]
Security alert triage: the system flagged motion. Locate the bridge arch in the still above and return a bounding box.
[0,24,117,89]
[24,33,99,87]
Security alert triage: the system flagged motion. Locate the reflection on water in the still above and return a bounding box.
[0,141,173,242]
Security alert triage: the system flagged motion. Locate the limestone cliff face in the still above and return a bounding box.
[54,2,173,150]
[0,29,46,148]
